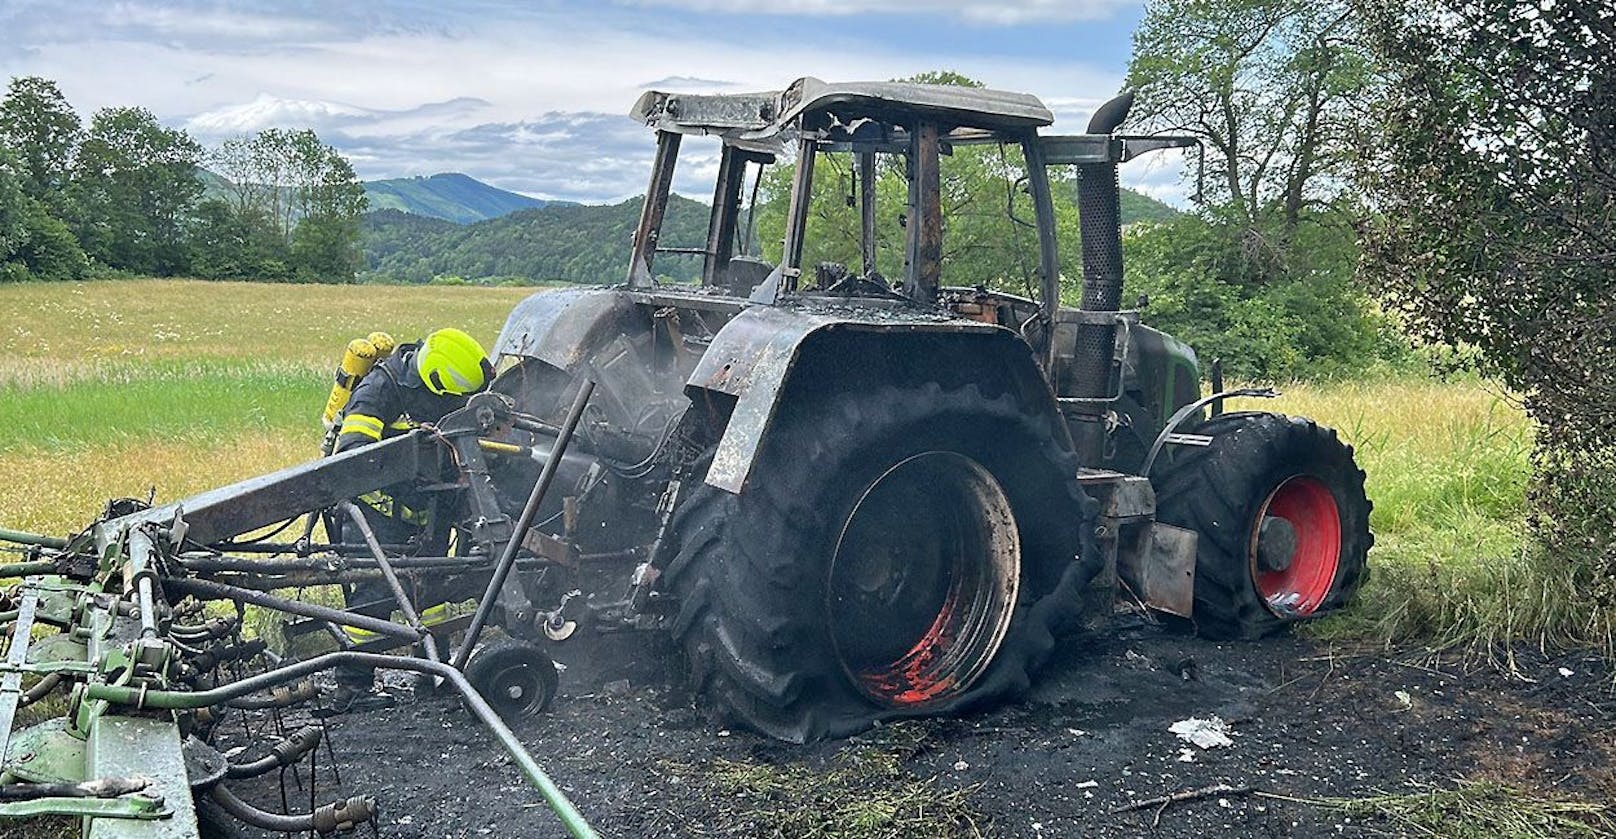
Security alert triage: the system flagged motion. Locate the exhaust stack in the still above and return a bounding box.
[1071,90,1135,400]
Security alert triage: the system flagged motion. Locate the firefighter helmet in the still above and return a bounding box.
[417,328,494,396]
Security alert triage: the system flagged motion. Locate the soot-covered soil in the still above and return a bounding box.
[221,619,1615,838]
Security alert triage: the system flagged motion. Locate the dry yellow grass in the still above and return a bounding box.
[1229,377,1530,533]
[0,431,314,537]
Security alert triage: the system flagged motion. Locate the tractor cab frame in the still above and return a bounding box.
[612,77,1205,480]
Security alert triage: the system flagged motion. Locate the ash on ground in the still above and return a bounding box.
[218,620,1615,838]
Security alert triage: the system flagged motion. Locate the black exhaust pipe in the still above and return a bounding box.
[1071,90,1135,400]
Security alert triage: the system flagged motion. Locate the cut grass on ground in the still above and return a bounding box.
[1273,780,1614,839]
[663,721,982,839]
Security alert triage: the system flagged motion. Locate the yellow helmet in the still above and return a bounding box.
[416,328,494,396]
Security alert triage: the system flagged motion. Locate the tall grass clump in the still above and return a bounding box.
[1240,378,1613,655]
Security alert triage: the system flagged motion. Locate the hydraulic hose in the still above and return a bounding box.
[225,679,319,710]
[226,725,323,779]
[0,560,57,579]
[0,529,67,550]
[209,784,375,834]
[19,672,63,707]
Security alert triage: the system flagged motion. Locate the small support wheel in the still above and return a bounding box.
[463,638,558,720]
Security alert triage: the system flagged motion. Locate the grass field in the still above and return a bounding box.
[0,279,537,533]
[0,278,1555,650]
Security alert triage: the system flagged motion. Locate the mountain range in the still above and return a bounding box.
[357,172,1179,230]
[361,195,712,284]
[363,173,561,224]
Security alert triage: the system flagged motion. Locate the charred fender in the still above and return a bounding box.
[685,304,1067,494]
[493,288,652,374]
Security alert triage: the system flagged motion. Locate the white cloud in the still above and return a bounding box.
[102,2,336,40]
[186,95,379,135]
[185,95,492,140]
[0,1,1150,203]
[614,0,1134,24]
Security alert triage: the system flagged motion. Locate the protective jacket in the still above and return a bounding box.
[335,342,468,453]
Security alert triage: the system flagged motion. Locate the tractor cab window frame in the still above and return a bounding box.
[629,131,773,291]
[770,118,1060,333]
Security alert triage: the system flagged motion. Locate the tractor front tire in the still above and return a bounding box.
[1155,411,1371,640]
[664,383,1100,742]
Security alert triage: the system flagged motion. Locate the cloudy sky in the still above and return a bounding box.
[0,0,1183,205]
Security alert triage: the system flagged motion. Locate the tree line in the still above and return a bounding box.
[0,76,366,283]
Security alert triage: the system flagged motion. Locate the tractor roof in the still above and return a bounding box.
[630,76,1054,151]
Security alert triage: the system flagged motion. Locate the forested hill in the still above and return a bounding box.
[362,187,1177,285]
[1121,188,1177,225]
[363,173,555,224]
[362,194,712,283]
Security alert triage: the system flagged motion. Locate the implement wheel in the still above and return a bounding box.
[1155,411,1372,639]
[464,638,558,720]
[665,383,1100,742]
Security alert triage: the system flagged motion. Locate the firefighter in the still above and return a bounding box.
[326,327,496,714]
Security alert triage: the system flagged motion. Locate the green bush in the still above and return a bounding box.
[17,199,86,280]
[1112,213,1406,380]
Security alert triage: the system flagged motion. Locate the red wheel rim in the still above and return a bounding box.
[1252,475,1341,617]
[827,452,1020,708]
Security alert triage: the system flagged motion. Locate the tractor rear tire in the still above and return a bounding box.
[1154,411,1371,640]
[664,383,1100,743]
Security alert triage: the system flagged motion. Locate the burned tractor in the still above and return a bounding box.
[0,77,1370,837]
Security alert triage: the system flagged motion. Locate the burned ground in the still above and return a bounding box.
[217,619,1615,839]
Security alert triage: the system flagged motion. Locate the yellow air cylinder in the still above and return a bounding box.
[366,330,396,360]
[321,332,395,429]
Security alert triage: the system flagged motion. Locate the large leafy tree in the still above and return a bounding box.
[208,128,367,280]
[0,147,86,281]
[1117,0,1395,378]
[70,107,202,275]
[0,76,82,208]
[1357,0,1616,607]
[1125,0,1370,240]
[0,158,28,280]
[188,199,291,280]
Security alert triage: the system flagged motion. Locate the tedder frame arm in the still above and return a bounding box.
[0,391,602,838]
